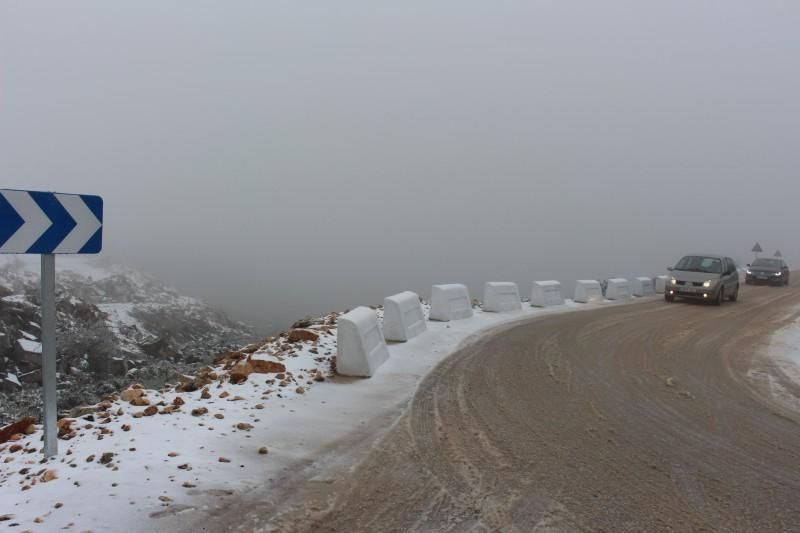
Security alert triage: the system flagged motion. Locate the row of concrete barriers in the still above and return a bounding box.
[336,275,670,378]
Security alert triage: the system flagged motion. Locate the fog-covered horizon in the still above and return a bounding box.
[2,2,798,332]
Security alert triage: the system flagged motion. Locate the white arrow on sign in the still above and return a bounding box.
[0,190,52,253]
[53,194,102,254]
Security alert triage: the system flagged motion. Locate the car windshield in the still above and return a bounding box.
[752,259,781,268]
[675,255,722,274]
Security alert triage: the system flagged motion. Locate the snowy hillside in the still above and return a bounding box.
[0,257,254,425]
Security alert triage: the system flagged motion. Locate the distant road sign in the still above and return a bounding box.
[0,190,102,254]
[752,242,763,253]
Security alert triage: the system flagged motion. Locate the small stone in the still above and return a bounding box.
[218,457,231,463]
[143,406,158,417]
[167,452,179,457]
[172,396,185,407]
[201,388,212,400]
[159,495,172,503]
[86,455,95,463]
[258,447,268,455]
[191,407,208,417]
[295,386,305,394]
[236,423,253,431]
[122,424,131,432]
[177,463,191,470]
[99,452,114,465]
[214,413,224,420]
[254,404,265,410]
[54,502,63,509]
[41,469,58,482]
[219,391,230,399]
[182,481,196,488]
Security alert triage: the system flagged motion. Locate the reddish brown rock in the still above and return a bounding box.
[172,396,185,407]
[287,329,319,343]
[57,418,75,439]
[191,407,208,417]
[121,388,145,403]
[0,416,37,444]
[41,469,58,482]
[229,362,253,384]
[130,396,150,407]
[248,358,286,374]
[143,406,158,417]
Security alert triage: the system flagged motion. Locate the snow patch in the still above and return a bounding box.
[17,338,42,354]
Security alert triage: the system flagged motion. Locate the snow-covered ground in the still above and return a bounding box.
[763,307,800,412]
[0,295,655,532]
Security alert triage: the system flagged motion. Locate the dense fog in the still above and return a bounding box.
[2,1,798,332]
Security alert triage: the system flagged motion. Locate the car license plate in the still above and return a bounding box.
[683,286,696,293]
[757,275,767,279]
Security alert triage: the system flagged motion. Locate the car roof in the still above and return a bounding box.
[683,253,726,259]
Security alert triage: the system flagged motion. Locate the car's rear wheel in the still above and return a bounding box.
[665,293,675,302]
[729,284,739,302]
[714,287,724,306]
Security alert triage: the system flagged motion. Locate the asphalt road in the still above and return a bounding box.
[235,282,800,532]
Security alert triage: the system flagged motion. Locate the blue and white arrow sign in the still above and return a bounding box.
[0,190,103,254]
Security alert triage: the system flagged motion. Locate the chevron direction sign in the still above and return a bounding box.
[0,189,103,254]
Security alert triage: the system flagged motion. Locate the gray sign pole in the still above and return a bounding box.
[41,253,57,457]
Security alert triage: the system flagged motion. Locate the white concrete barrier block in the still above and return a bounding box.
[632,277,655,297]
[336,307,390,377]
[483,282,522,313]
[606,278,632,300]
[654,275,669,294]
[429,284,473,321]
[383,291,427,342]
[574,280,603,303]
[531,280,564,307]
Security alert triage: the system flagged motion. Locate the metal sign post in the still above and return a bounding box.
[0,189,103,457]
[41,254,57,456]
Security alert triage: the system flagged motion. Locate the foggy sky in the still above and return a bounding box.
[1,1,798,333]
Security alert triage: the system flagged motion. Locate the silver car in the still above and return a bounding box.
[665,254,740,305]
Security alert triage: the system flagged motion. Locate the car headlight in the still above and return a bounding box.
[775,272,782,276]
[703,280,717,288]
[670,277,677,285]
[746,270,752,275]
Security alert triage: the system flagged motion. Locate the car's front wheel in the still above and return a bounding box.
[714,287,724,306]
[665,292,675,302]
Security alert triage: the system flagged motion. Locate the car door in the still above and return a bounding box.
[725,257,737,292]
